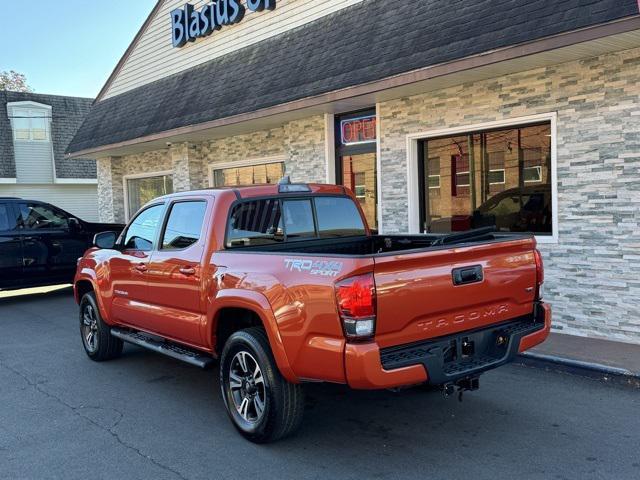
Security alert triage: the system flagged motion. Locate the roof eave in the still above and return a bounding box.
[67,14,640,159]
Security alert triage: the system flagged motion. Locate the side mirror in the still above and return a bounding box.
[68,217,81,231]
[93,231,118,249]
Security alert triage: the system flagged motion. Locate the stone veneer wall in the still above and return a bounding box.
[97,116,327,223]
[378,47,640,343]
[197,115,327,183]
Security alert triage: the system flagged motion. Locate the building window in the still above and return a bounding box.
[427,157,441,189]
[524,166,543,183]
[420,122,552,235]
[126,174,173,219]
[10,107,50,141]
[212,161,284,187]
[336,110,378,231]
[488,169,506,185]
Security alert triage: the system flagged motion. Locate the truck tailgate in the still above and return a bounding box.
[373,237,537,349]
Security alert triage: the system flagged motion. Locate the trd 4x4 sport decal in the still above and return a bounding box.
[284,259,343,277]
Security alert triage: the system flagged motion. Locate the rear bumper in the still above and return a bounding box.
[345,302,551,390]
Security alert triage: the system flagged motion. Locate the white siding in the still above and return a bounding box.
[103,0,364,99]
[14,141,55,184]
[0,184,99,221]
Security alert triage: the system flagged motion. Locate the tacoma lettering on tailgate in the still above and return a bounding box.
[418,304,510,331]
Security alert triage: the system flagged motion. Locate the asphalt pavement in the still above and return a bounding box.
[1,288,639,480]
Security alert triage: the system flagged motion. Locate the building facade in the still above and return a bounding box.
[68,0,640,343]
[1,91,99,220]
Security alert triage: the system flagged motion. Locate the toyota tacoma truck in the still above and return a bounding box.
[74,179,551,443]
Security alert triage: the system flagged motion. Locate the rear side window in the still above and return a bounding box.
[315,197,366,237]
[124,204,164,251]
[227,199,283,247]
[161,201,207,250]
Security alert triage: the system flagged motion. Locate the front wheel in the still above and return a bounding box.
[220,327,304,443]
[79,292,123,361]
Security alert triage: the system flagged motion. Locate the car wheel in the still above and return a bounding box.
[220,327,304,443]
[79,292,123,361]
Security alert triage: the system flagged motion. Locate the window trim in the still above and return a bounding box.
[406,112,558,244]
[207,155,286,188]
[455,170,471,188]
[524,165,543,183]
[123,170,174,221]
[159,199,208,251]
[7,101,52,142]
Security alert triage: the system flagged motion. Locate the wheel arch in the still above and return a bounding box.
[209,289,298,383]
[74,273,112,326]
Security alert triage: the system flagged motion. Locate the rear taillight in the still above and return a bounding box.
[534,249,544,300]
[335,273,376,340]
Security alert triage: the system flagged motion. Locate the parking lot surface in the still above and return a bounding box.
[1,288,639,480]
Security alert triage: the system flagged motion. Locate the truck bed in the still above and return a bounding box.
[229,229,528,257]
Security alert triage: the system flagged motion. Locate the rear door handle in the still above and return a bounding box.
[179,267,196,276]
[134,263,148,273]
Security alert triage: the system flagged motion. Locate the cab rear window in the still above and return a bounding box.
[226,196,366,248]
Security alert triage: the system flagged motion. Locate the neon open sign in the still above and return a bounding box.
[171,0,276,48]
[340,115,377,146]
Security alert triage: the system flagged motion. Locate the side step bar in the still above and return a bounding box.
[111,328,215,369]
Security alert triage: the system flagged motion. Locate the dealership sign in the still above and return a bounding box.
[171,0,276,48]
[341,115,377,145]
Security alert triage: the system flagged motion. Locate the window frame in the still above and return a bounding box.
[224,194,368,249]
[408,112,558,244]
[121,202,167,252]
[207,156,286,188]
[488,168,506,186]
[524,165,543,183]
[7,102,52,142]
[123,171,174,221]
[158,199,208,251]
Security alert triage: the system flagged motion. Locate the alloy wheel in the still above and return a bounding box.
[228,351,266,423]
[81,304,99,353]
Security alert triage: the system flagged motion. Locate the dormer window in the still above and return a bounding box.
[7,102,51,142]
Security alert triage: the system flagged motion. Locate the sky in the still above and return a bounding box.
[0,0,157,98]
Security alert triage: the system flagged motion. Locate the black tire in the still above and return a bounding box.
[220,327,304,443]
[79,292,123,362]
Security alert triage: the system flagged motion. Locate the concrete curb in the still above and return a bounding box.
[516,351,640,389]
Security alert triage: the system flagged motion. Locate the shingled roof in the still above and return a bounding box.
[2,91,97,178]
[68,0,640,155]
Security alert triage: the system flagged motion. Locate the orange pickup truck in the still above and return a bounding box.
[74,179,551,443]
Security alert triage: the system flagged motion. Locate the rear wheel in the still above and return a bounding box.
[79,292,123,361]
[220,327,304,443]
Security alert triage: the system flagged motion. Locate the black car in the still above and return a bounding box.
[429,185,552,234]
[0,198,124,290]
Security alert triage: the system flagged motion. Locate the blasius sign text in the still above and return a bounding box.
[171,0,276,48]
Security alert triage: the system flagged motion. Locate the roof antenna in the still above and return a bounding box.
[278,175,291,185]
